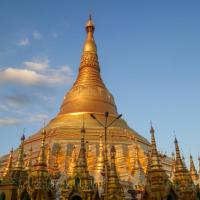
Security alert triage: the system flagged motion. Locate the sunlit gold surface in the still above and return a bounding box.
[59,15,117,115]
[0,16,177,199]
[142,126,178,200]
[0,16,151,193]
[173,138,196,200]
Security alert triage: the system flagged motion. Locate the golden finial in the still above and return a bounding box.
[37,124,47,165]
[15,133,25,170]
[150,120,154,134]
[83,14,97,53]
[149,122,161,170]
[4,147,13,177]
[174,137,182,163]
[85,14,95,33]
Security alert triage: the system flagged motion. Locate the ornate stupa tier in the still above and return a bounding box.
[59,15,117,115]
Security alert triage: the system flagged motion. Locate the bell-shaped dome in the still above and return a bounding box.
[59,16,118,115]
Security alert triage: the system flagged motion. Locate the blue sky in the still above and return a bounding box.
[0,1,200,167]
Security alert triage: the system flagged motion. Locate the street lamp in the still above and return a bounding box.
[90,112,122,200]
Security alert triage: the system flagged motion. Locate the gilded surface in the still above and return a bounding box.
[0,16,178,200]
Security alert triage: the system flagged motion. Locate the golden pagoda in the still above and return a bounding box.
[3,148,13,177]
[106,146,125,200]
[0,135,28,200]
[26,128,55,200]
[61,124,99,200]
[142,124,178,200]
[173,137,196,200]
[0,15,153,193]
[0,15,177,199]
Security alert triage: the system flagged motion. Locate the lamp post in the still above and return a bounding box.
[90,112,122,200]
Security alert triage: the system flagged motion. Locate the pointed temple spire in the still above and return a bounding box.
[94,133,105,196]
[189,155,198,182]
[76,122,88,169]
[83,14,97,54]
[62,123,95,199]
[27,125,54,199]
[174,137,184,171]
[15,133,25,170]
[59,15,117,115]
[149,122,162,170]
[198,156,200,175]
[3,148,13,177]
[173,137,196,199]
[142,124,177,200]
[95,133,105,176]
[37,127,47,166]
[107,146,125,200]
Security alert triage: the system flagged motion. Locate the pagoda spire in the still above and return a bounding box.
[107,146,125,200]
[3,148,13,177]
[198,156,200,175]
[15,134,25,170]
[141,124,177,200]
[149,122,162,169]
[83,14,97,55]
[190,155,198,182]
[95,133,105,178]
[63,122,95,198]
[76,122,88,170]
[174,137,184,171]
[59,15,117,115]
[94,133,105,196]
[37,127,47,166]
[173,137,196,200]
[28,128,54,199]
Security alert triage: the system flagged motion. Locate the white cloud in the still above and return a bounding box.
[17,38,30,46]
[0,59,73,86]
[33,31,42,40]
[24,59,49,72]
[0,118,21,126]
[0,68,46,85]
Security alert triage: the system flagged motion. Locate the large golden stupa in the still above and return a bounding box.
[1,16,153,186]
[2,15,200,200]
